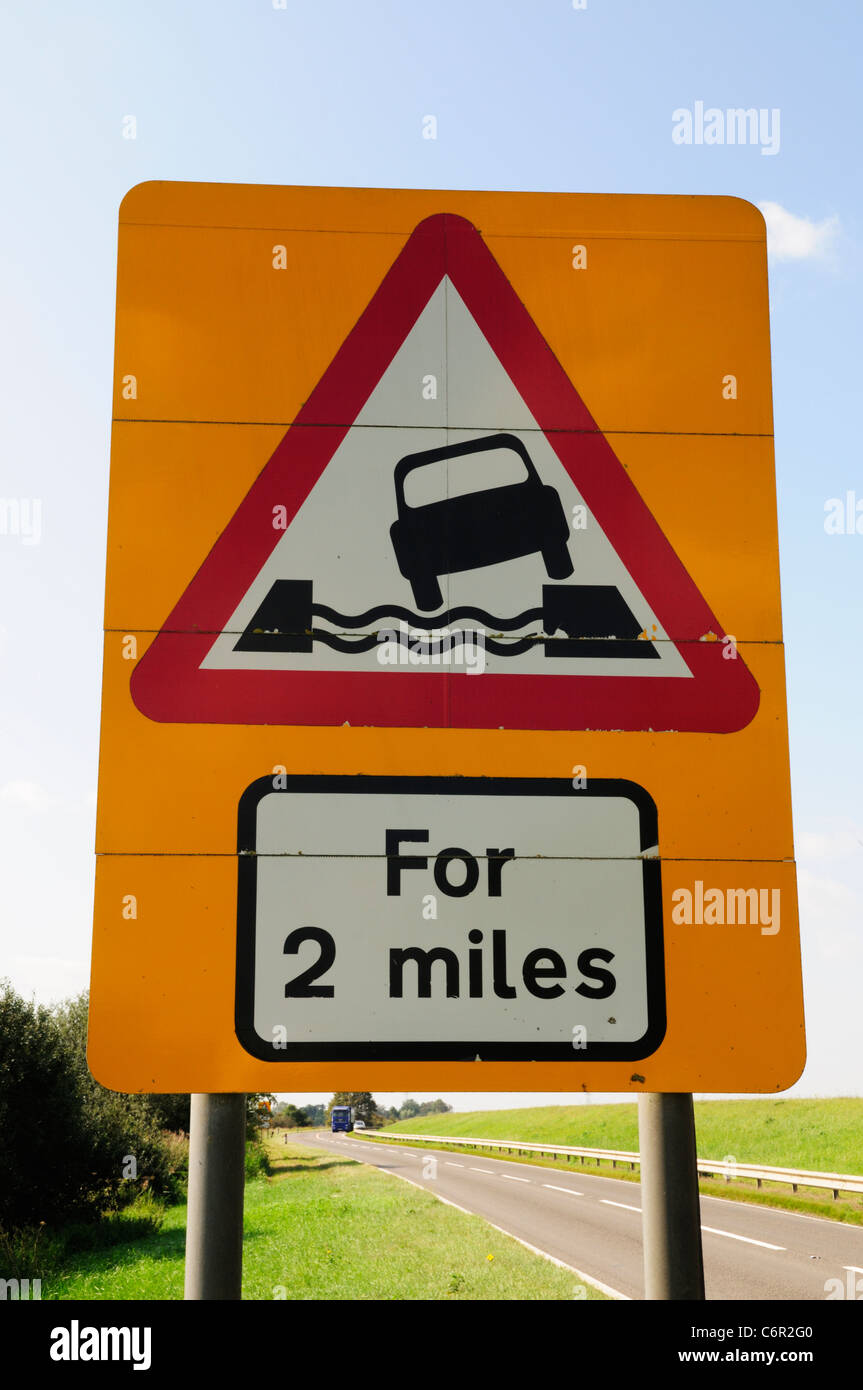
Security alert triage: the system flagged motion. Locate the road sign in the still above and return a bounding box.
[236,774,665,1062]
[89,183,803,1094]
[130,212,758,734]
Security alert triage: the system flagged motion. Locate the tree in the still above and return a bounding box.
[246,1094,275,1138]
[399,1098,420,1120]
[273,1103,309,1129]
[417,1099,452,1116]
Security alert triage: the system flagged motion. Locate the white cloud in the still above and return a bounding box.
[0,778,62,811]
[797,867,863,961]
[798,828,863,861]
[758,201,839,261]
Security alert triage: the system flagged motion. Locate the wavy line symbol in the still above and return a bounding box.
[234,581,659,661]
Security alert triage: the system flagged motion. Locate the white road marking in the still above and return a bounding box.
[470,1167,495,1174]
[543,1184,584,1197]
[500,1174,530,1183]
[446,1162,465,1168]
[700,1225,785,1251]
[601,1199,641,1212]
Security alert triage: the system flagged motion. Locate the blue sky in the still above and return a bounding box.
[1,0,860,1111]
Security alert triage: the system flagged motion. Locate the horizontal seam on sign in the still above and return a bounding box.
[110,418,775,439]
[119,219,763,245]
[103,631,787,644]
[94,851,799,863]
[700,1225,784,1250]
[375,1166,630,1299]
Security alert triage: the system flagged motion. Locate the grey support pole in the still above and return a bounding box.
[184,1093,247,1300]
[638,1092,705,1300]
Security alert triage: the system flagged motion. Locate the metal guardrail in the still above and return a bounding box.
[366,1132,863,1200]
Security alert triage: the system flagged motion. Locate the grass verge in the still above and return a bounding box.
[41,1140,607,1300]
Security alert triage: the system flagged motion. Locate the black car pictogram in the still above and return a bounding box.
[389,433,574,611]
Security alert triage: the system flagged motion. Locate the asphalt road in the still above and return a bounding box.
[289,1129,863,1301]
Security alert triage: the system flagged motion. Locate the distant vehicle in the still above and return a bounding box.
[353,1120,366,1131]
[390,432,573,611]
[331,1105,353,1133]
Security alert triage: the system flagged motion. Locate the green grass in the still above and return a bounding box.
[381,1098,863,1173]
[44,1140,606,1300]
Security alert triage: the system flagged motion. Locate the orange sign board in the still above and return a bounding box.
[89,182,803,1093]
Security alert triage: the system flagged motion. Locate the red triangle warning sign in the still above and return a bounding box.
[131,213,760,734]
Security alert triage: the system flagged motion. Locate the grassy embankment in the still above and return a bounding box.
[363,1099,863,1225]
[37,1138,605,1300]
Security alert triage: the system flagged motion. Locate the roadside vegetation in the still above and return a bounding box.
[0,980,270,1290]
[40,1139,602,1300]
[0,999,602,1299]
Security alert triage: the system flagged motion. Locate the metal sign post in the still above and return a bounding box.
[639,1092,705,1300]
[184,1093,247,1301]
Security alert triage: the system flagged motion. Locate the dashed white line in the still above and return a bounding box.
[470,1167,495,1174]
[543,1184,584,1197]
[601,1199,641,1213]
[500,1174,530,1183]
[445,1162,465,1168]
[700,1225,785,1251]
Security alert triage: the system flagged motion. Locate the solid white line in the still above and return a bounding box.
[544,1184,584,1197]
[700,1225,785,1251]
[446,1162,465,1168]
[378,1167,630,1300]
[500,1174,530,1183]
[601,1199,641,1212]
[470,1167,495,1174]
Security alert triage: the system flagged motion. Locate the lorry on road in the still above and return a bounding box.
[331,1105,353,1133]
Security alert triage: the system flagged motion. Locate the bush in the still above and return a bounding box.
[0,982,102,1226]
[156,1132,189,1202]
[244,1143,271,1181]
[0,982,191,1228]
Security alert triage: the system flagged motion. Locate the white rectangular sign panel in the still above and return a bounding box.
[235,775,665,1062]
